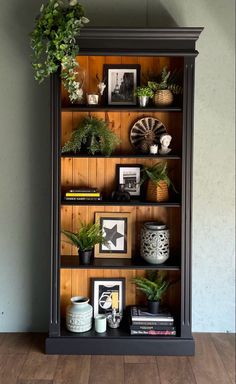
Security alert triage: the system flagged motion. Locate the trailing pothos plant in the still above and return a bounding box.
[30,0,89,102]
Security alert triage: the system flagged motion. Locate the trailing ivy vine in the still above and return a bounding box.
[30,0,89,102]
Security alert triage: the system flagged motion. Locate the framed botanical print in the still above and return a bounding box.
[116,164,142,198]
[94,212,132,258]
[91,278,125,317]
[103,64,140,105]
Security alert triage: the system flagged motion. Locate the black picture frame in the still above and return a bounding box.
[116,164,143,199]
[103,64,140,105]
[91,278,126,317]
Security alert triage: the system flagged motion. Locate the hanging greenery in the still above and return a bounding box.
[30,0,89,102]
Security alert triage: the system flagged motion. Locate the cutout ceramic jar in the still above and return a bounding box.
[66,296,93,333]
[141,222,170,264]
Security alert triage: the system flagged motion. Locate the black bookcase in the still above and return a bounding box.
[46,27,203,355]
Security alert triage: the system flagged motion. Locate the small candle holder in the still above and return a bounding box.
[87,93,99,105]
[149,144,158,155]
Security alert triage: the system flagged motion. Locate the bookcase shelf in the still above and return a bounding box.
[46,27,203,356]
[60,255,181,270]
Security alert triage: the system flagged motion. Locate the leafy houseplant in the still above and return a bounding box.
[141,162,173,202]
[134,86,154,108]
[61,116,120,156]
[133,271,169,314]
[30,0,89,103]
[62,222,106,264]
[148,67,182,106]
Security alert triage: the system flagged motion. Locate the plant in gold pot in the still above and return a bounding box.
[62,222,107,265]
[141,162,173,202]
[148,67,182,106]
[133,271,170,314]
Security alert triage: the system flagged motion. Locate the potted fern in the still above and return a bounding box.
[62,116,120,156]
[141,162,173,202]
[30,0,89,103]
[133,271,169,314]
[62,222,106,264]
[148,67,182,106]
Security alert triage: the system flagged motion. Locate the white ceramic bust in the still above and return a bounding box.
[159,134,172,155]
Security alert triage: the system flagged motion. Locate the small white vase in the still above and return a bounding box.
[66,296,93,333]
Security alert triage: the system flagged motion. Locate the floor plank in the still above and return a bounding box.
[88,356,124,384]
[0,333,32,354]
[125,363,160,384]
[157,356,197,384]
[17,381,53,384]
[18,352,58,381]
[53,355,90,384]
[125,355,156,363]
[0,354,26,384]
[189,333,232,384]
[210,333,235,384]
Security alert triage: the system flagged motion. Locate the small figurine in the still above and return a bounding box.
[107,308,122,329]
[96,74,106,96]
[159,134,172,155]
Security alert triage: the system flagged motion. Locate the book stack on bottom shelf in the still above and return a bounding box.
[129,306,176,336]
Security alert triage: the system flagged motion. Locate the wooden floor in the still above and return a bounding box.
[0,333,234,384]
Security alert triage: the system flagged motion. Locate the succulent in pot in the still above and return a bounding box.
[148,67,182,106]
[134,86,154,107]
[61,116,120,156]
[133,271,170,314]
[61,222,107,264]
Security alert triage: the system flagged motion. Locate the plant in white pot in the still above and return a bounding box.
[30,0,89,103]
[134,86,154,107]
[133,271,169,314]
[62,222,107,265]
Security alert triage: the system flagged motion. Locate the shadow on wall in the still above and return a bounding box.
[80,0,178,27]
[7,0,51,331]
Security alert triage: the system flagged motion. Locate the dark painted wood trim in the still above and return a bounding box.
[49,71,61,337]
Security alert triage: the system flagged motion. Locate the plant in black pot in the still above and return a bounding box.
[61,116,120,156]
[61,222,107,265]
[133,271,169,314]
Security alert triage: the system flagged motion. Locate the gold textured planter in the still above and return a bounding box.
[147,180,169,202]
[154,90,174,106]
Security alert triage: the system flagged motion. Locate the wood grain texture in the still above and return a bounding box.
[0,333,32,354]
[54,355,90,384]
[17,380,52,384]
[189,333,232,384]
[18,352,58,381]
[157,356,196,384]
[88,356,124,384]
[124,355,156,363]
[0,354,26,384]
[210,333,235,384]
[124,363,160,384]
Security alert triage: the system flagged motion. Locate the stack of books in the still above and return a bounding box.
[64,188,102,201]
[129,306,176,336]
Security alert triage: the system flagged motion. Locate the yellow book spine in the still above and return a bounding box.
[65,193,100,197]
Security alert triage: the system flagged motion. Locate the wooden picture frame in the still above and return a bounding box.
[94,212,132,258]
[116,164,143,199]
[91,278,126,318]
[103,64,140,105]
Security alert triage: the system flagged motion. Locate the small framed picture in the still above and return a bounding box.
[94,212,132,258]
[116,164,142,198]
[103,64,140,105]
[91,278,125,317]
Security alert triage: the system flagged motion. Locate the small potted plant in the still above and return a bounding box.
[148,67,182,106]
[30,0,89,103]
[62,222,106,265]
[141,162,174,202]
[133,271,169,314]
[61,116,120,156]
[134,86,154,107]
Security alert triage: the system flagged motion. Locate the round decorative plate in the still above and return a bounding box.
[130,117,167,153]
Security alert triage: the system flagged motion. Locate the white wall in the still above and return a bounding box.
[0,0,234,332]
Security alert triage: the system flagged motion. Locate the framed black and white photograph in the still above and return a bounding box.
[116,164,142,198]
[91,278,125,317]
[94,212,132,258]
[103,64,140,105]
